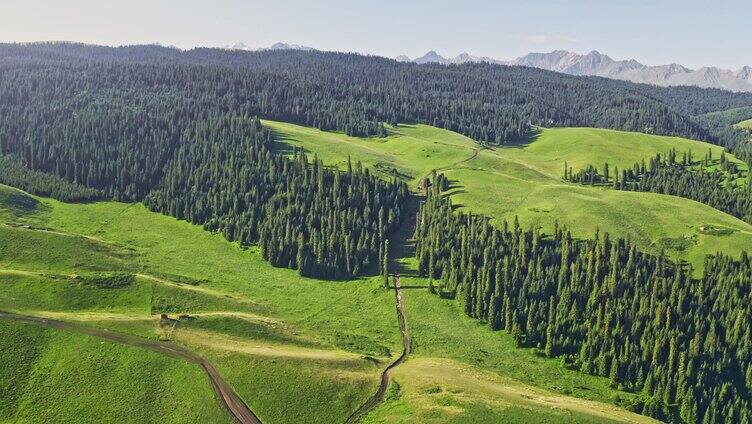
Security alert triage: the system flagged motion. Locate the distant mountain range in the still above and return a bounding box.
[399,50,752,93]
[222,41,315,52]
[221,43,751,92]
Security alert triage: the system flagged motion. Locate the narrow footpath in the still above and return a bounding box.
[0,310,262,424]
[344,274,411,424]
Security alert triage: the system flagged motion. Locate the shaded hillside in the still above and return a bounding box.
[1,42,750,146]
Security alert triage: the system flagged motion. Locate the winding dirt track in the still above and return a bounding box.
[0,310,262,424]
[344,275,410,424]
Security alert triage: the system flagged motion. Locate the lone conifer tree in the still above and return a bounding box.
[383,240,390,288]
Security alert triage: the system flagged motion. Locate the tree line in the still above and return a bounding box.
[144,116,407,279]
[564,148,752,224]
[694,107,752,163]
[0,154,103,202]
[0,100,407,278]
[415,173,752,423]
[1,42,750,146]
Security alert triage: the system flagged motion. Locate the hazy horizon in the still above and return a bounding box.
[2,0,750,69]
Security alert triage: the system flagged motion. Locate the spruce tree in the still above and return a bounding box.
[383,239,390,288]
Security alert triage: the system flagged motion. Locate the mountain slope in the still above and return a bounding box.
[264,120,752,272]
[4,42,746,150]
[508,50,752,92]
[0,183,657,424]
[401,49,752,92]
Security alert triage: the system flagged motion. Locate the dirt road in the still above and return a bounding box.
[344,275,410,424]
[0,310,262,424]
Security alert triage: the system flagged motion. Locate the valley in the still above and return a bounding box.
[2,118,747,423]
[1,41,751,424]
[0,117,688,423]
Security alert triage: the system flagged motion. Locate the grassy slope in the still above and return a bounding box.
[364,357,636,424]
[0,320,230,424]
[736,118,752,129]
[0,185,395,424]
[0,184,652,423]
[266,121,752,271]
[268,121,670,421]
[261,120,752,420]
[520,127,747,179]
[362,280,656,423]
[267,120,479,186]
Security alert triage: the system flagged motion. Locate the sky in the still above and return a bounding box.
[1,0,750,69]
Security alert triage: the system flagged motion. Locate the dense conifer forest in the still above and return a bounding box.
[144,116,407,279]
[415,174,752,423]
[0,154,104,202]
[2,42,747,278]
[2,43,752,421]
[564,149,752,224]
[0,91,407,278]
[2,42,752,147]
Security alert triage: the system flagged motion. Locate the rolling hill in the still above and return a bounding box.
[0,183,654,423]
[2,118,748,422]
[265,121,752,271]
[736,118,752,130]
[1,318,231,424]
[1,44,751,424]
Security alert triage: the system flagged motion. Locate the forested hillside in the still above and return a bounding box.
[0,98,406,279]
[566,148,752,224]
[2,42,752,147]
[0,155,104,202]
[639,88,752,161]
[415,174,752,423]
[2,42,752,423]
[145,116,407,279]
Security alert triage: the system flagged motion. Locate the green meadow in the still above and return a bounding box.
[0,180,652,423]
[0,120,738,424]
[266,119,479,186]
[266,121,752,271]
[361,277,657,424]
[1,320,230,424]
[0,184,397,424]
[513,127,747,179]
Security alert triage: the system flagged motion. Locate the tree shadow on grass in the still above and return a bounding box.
[267,128,312,156]
[495,130,542,150]
[389,195,421,278]
[445,179,463,191]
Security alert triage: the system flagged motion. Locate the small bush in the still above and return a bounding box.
[698,224,734,236]
[80,272,134,289]
[386,380,402,401]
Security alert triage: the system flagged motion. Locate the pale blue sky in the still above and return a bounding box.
[1,0,749,69]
